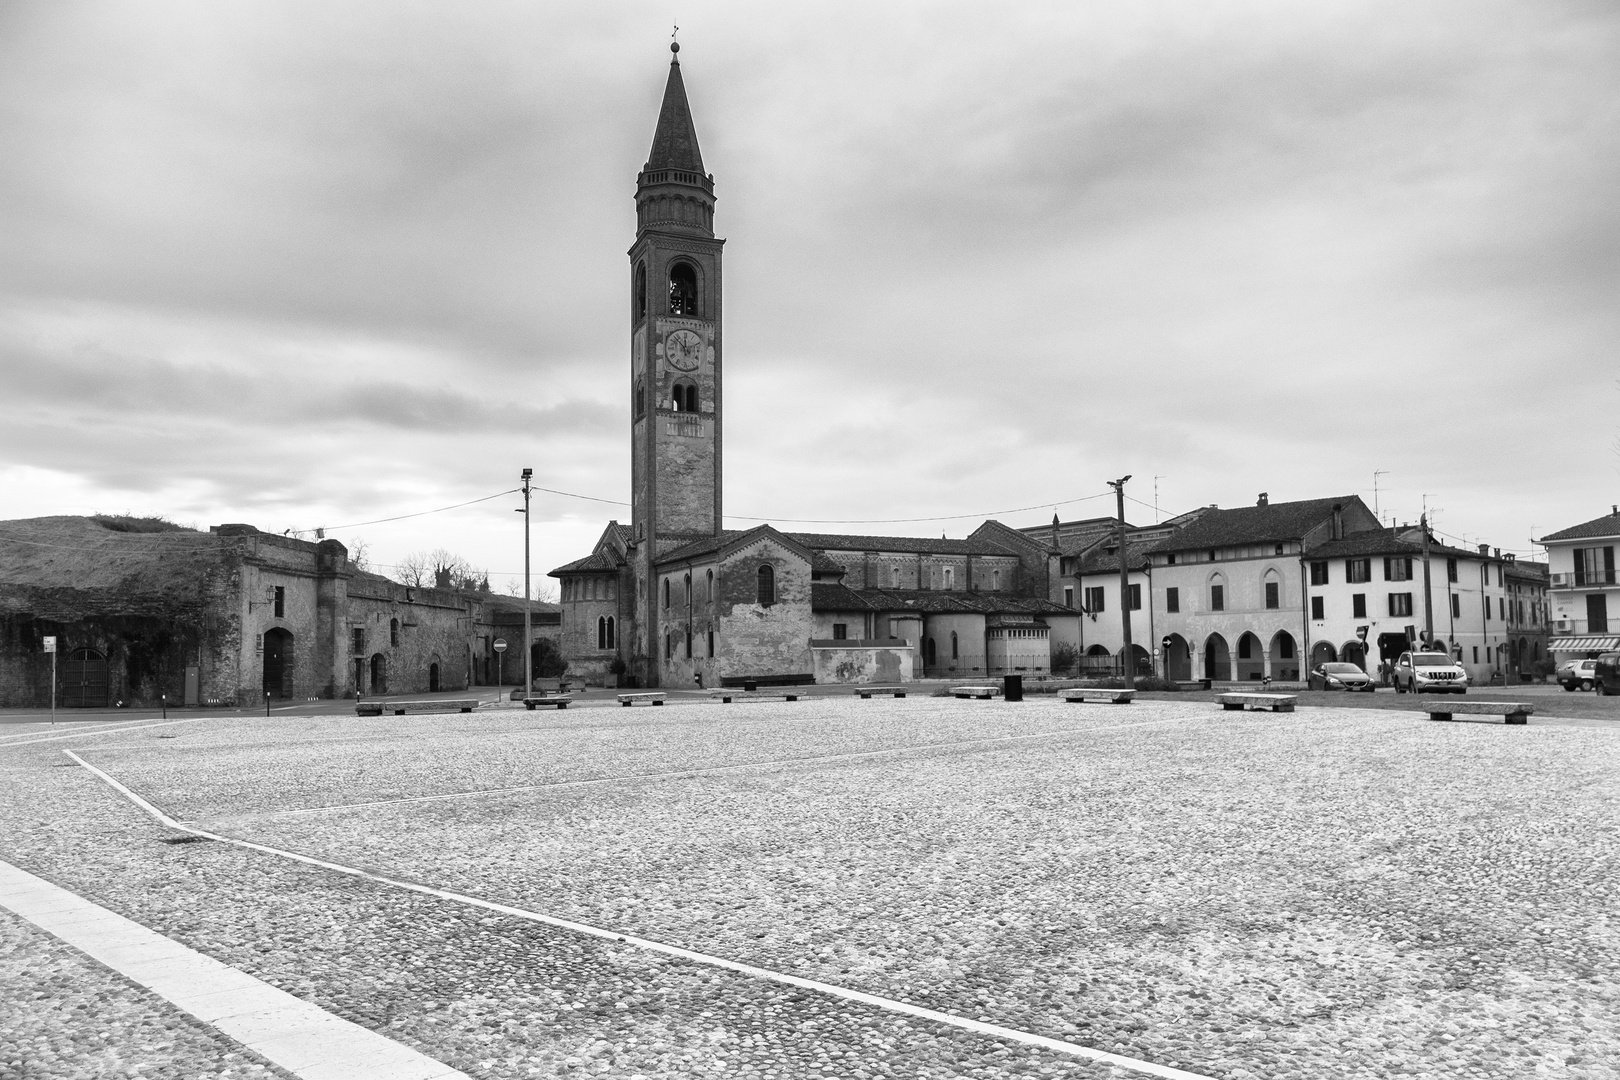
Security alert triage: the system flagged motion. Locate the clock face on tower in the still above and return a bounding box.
[665,329,702,372]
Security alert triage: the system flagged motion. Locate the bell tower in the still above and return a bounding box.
[630,41,723,545]
[629,42,724,679]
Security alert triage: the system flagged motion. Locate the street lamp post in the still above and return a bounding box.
[1108,475,1133,683]
[520,468,533,701]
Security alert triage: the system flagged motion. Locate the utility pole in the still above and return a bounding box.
[521,467,533,699]
[1420,511,1434,647]
[1108,475,1133,682]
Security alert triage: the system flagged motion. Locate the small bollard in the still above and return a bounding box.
[160,694,167,719]
[265,690,271,717]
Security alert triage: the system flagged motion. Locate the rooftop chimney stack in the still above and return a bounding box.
[1257,492,1269,507]
[1331,504,1344,540]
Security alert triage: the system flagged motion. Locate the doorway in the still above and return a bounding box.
[61,648,110,708]
[263,629,293,700]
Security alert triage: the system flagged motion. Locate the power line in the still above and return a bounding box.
[310,489,522,533]
[724,491,1114,525]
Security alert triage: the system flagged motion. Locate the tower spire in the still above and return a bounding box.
[646,41,705,174]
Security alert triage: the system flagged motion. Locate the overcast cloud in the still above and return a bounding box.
[2,0,1616,586]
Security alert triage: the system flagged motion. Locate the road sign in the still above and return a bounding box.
[493,638,507,652]
[42,636,56,653]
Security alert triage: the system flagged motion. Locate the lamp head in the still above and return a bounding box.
[520,468,533,481]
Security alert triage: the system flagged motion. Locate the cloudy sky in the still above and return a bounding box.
[3,0,1616,591]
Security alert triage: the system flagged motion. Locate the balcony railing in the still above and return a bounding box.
[1550,570,1617,587]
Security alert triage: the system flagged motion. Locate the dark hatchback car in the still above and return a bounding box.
[1597,653,1620,696]
[1308,662,1376,692]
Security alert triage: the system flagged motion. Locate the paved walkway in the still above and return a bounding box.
[0,859,470,1080]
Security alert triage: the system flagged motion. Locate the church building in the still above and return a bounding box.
[550,46,1079,687]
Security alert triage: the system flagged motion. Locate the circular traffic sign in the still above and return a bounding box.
[493,638,508,653]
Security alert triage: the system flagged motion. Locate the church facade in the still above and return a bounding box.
[550,47,1079,687]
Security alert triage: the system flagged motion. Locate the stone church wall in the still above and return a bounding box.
[708,539,813,681]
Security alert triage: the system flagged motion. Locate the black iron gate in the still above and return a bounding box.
[60,648,110,708]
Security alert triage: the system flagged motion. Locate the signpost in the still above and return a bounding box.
[493,638,508,693]
[43,636,56,724]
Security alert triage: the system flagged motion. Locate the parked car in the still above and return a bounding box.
[1308,662,1376,692]
[1557,658,1600,692]
[1392,651,1469,695]
[1594,654,1620,696]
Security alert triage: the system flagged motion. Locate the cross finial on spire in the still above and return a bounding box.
[671,25,679,57]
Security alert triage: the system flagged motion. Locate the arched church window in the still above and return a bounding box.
[684,572,692,606]
[951,631,959,660]
[672,379,699,413]
[634,261,647,321]
[669,262,698,316]
[663,578,670,609]
[634,378,646,418]
[390,618,399,647]
[891,566,901,588]
[597,616,608,650]
[757,565,775,607]
[706,569,714,602]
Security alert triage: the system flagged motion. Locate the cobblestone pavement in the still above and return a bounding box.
[0,907,297,1080]
[4,698,1618,1079]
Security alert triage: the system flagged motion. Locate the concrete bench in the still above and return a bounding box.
[1422,699,1532,725]
[855,686,907,699]
[355,698,476,716]
[617,692,667,707]
[712,689,800,704]
[1215,692,1297,713]
[1063,688,1136,704]
[523,695,573,710]
[951,686,999,700]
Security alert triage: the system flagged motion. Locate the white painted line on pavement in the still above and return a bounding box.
[66,748,1219,1080]
[0,715,228,746]
[0,858,470,1080]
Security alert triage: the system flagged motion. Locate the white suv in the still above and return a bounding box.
[1392,651,1470,695]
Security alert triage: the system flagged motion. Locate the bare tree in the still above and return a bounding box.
[346,536,372,573]
[395,551,431,588]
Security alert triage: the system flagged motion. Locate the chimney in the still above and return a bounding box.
[1478,543,1489,556]
[1331,503,1344,541]
[1493,547,1500,559]
[1257,492,1269,507]
[1052,512,1061,548]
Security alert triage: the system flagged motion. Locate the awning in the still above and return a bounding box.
[1549,636,1620,651]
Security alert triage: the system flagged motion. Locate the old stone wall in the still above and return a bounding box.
[810,643,914,684]
[346,581,473,696]
[704,538,813,682]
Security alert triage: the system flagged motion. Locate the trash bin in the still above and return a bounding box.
[743,678,758,693]
[1003,674,1023,702]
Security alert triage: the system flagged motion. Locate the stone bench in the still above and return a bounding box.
[1422,699,1532,725]
[617,692,667,707]
[355,698,476,716]
[1063,688,1136,704]
[712,689,800,704]
[522,695,573,711]
[1215,692,1297,713]
[855,686,907,699]
[951,686,999,700]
